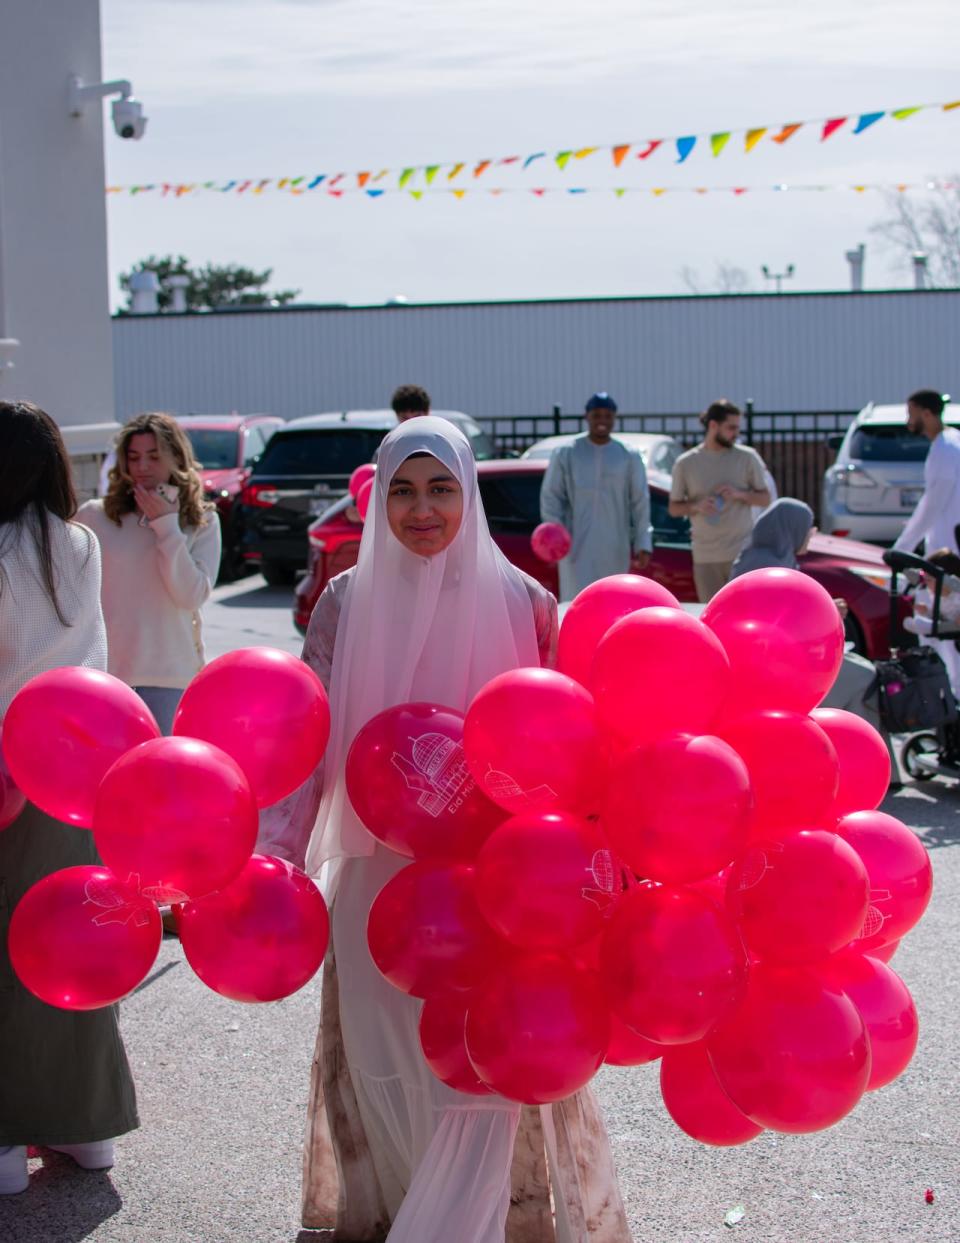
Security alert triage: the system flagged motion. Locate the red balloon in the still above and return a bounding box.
[475,812,619,949]
[463,668,605,817]
[93,737,259,902]
[605,1014,665,1067]
[600,885,747,1044]
[367,861,504,999]
[591,609,730,749]
[687,868,732,908]
[708,964,871,1133]
[557,574,681,688]
[465,954,610,1103]
[0,724,26,830]
[530,522,572,563]
[356,477,374,520]
[836,811,933,951]
[174,647,330,809]
[702,568,845,714]
[349,463,376,500]
[716,710,839,837]
[346,703,504,860]
[810,708,891,819]
[822,952,919,1091]
[602,734,752,884]
[2,667,160,828]
[419,995,493,1095]
[9,866,161,1010]
[870,938,900,964]
[660,1042,764,1146]
[179,854,329,1002]
[727,830,870,965]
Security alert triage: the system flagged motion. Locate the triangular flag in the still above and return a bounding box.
[612,145,630,166]
[409,190,423,200]
[567,187,587,194]
[307,175,326,190]
[253,179,271,194]
[853,185,867,193]
[474,160,491,177]
[221,180,237,192]
[744,127,766,152]
[733,187,748,195]
[636,139,662,160]
[499,156,520,166]
[366,189,385,198]
[448,162,465,180]
[175,184,194,197]
[290,177,304,187]
[652,187,667,196]
[944,101,960,111]
[771,123,801,144]
[695,187,708,195]
[523,152,546,169]
[489,189,503,196]
[614,187,627,197]
[236,180,252,193]
[328,174,344,188]
[853,111,884,133]
[451,189,466,200]
[710,132,731,157]
[277,178,289,189]
[357,172,370,188]
[821,117,847,141]
[328,190,344,198]
[425,166,440,184]
[891,107,921,120]
[398,168,415,189]
[373,169,390,183]
[676,136,696,163]
[555,151,573,170]
[574,147,597,160]
[531,188,546,196]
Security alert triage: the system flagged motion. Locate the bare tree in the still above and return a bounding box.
[679,262,753,294]
[870,179,960,288]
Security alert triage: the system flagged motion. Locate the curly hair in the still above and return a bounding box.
[103,412,215,529]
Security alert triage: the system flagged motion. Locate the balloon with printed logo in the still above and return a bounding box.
[419,995,493,1095]
[349,463,376,500]
[9,866,161,1010]
[591,609,730,748]
[2,667,160,828]
[811,707,891,819]
[356,478,374,521]
[836,810,933,951]
[173,647,330,808]
[463,668,605,818]
[0,725,26,831]
[660,1041,764,1146]
[346,703,504,861]
[530,522,572,564]
[701,568,845,714]
[821,952,918,1090]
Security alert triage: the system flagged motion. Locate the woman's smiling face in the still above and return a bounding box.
[386,453,464,555]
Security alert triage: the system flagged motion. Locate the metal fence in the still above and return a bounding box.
[477,406,858,522]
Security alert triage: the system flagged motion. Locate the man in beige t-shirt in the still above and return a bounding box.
[669,399,771,601]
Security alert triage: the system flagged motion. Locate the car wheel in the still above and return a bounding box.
[843,611,867,656]
[216,541,246,584]
[901,733,939,781]
[262,559,296,587]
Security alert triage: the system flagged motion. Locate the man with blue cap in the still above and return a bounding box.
[540,392,652,601]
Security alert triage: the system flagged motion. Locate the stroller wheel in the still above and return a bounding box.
[901,733,940,781]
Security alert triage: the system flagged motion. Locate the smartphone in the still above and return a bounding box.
[154,483,179,504]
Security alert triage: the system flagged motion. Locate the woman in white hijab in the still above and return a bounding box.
[260,417,630,1242]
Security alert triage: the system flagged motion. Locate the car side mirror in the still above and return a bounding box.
[826,433,845,451]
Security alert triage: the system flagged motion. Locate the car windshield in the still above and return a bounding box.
[448,417,496,460]
[478,473,544,533]
[184,428,239,470]
[256,429,388,475]
[849,426,931,463]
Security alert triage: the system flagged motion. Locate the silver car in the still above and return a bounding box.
[521,431,682,480]
[821,402,960,543]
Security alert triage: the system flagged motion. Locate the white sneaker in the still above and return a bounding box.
[48,1141,115,1171]
[0,1146,28,1195]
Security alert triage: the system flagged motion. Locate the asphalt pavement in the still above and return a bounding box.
[2,574,957,1242]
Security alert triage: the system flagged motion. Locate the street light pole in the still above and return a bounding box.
[761,263,795,293]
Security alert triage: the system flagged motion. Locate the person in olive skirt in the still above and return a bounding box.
[0,401,139,1195]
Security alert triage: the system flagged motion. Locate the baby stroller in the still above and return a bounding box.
[878,548,960,781]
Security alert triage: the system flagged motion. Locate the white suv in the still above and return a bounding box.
[821,401,958,543]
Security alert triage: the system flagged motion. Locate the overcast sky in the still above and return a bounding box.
[101,0,958,309]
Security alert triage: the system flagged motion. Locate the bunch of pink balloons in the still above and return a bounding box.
[357,567,930,1130]
[2,648,332,1009]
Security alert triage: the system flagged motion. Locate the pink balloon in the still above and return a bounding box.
[660,1042,764,1146]
[465,954,610,1103]
[557,574,681,688]
[605,1014,665,1067]
[0,724,26,831]
[349,463,376,500]
[419,995,493,1095]
[702,568,845,714]
[707,963,871,1133]
[602,734,752,884]
[2,667,160,828]
[591,609,730,748]
[870,938,900,964]
[178,854,329,1002]
[93,737,259,902]
[530,522,572,563]
[727,830,870,965]
[367,861,504,999]
[717,710,839,837]
[475,811,619,949]
[600,885,747,1044]
[346,703,504,860]
[822,952,919,1091]
[811,708,892,819]
[173,647,330,809]
[836,811,933,951]
[356,477,374,521]
[463,668,605,817]
[9,865,161,1010]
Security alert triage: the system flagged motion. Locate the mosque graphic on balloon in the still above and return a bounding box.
[391,733,475,818]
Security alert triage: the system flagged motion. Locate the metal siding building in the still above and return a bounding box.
[112,290,959,421]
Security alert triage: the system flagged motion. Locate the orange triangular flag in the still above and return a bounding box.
[357,172,370,188]
[771,123,802,144]
[474,160,491,177]
[612,145,630,166]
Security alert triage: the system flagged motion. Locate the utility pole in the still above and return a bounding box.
[761,263,795,294]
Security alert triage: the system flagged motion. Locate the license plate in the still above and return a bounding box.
[901,488,923,508]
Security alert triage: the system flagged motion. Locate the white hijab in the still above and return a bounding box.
[304,416,540,878]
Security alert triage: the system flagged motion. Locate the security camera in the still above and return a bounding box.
[112,97,147,140]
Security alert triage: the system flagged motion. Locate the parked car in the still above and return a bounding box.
[294,458,903,657]
[522,431,683,475]
[238,410,496,585]
[176,413,284,578]
[821,401,960,544]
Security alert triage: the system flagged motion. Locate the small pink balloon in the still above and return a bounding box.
[174,647,330,808]
[9,866,161,1010]
[349,463,376,500]
[837,810,933,951]
[557,575,681,688]
[530,522,572,563]
[821,952,919,1091]
[179,854,329,1002]
[357,477,374,521]
[660,1041,764,1146]
[2,667,160,828]
[419,995,493,1095]
[810,708,892,819]
[0,724,27,831]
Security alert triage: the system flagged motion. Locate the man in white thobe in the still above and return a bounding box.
[540,392,652,602]
[893,389,960,558]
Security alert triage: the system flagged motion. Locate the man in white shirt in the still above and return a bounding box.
[893,390,960,557]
